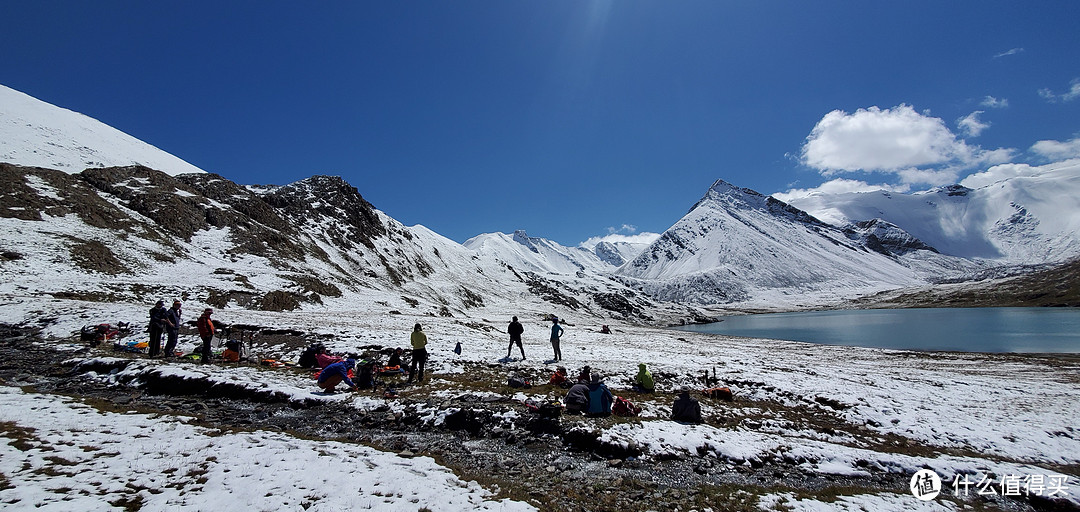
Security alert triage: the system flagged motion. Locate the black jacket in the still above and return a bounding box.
[507,321,524,340]
[672,393,703,423]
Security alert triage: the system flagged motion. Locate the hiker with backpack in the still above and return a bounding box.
[162,300,182,358]
[317,359,359,393]
[196,308,215,364]
[549,317,564,361]
[506,316,525,360]
[633,363,655,393]
[586,373,614,417]
[148,300,166,358]
[671,386,703,423]
[408,323,428,383]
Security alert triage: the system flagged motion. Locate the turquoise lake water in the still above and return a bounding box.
[673,307,1080,353]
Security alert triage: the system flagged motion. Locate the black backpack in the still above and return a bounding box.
[298,343,322,368]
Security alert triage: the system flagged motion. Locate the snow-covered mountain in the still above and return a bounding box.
[0,84,205,176]
[2,83,1077,312]
[464,230,616,275]
[616,180,953,305]
[780,161,1080,264]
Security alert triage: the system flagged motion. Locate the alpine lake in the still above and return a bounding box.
[674,307,1080,353]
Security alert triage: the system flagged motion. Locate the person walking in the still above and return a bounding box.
[162,300,182,358]
[148,300,166,357]
[550,317,564,362]
[196,308,216,364]
[408,323,428,383]
[506,316,525,360]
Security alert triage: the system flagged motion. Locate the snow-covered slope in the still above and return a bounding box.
[781,161,1080,263]
[464,230,615,275]
[617,180,934,305]
[0,84,205,176]
[579,232,660,267]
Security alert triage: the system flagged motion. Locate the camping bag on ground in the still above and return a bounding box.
[704,387,734,402]
[298,343,323,368]
[612,396,641,417]
[508,376,531,389]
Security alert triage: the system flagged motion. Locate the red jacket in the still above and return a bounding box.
[197,314,215,338]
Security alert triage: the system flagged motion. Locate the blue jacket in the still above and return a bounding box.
[318,360,357,388]
[586,382,613,415]
[165,308,182,332]
[550,323,564,341]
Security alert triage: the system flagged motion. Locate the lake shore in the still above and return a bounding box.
[2,296,1079,510]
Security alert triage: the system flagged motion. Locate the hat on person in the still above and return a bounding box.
[680,385,691,393]
[590,373,600,383]
[345,359,356,368]
[203,308,213,314]
[155,300,165,306]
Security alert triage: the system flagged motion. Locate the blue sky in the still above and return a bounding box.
[3,1,1079,245]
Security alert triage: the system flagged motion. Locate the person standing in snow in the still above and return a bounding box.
[550,317,564,361]
[317,359,359,393]
[148,300,167,358]
[162,300,182,358]
[671,386,703,423]
[196,308,215,364]
[408,323,428,383]
[506,316,525,360]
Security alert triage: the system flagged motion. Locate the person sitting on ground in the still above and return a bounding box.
[633,363,655,393]
[387,347,403,368]
[564,379,590,414]
[586,373,614,417]
[576,365,592,384]
[315,351,343,369]
[548,366,569,387]
[317,359,358,393]
[671,385,703,423]
[600,325,611,334]
[355,359,378,390]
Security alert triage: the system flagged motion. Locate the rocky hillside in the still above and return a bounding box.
[0,163,700,324]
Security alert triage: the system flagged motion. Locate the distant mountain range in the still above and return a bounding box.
[2,83,1078,316]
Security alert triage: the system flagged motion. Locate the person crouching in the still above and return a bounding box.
[318,359,359,393]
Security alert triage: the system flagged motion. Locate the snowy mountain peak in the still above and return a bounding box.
[0,84,206,176]
[512,230,540,253]
[693,178,828,228]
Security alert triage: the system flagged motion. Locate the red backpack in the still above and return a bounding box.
[612,396,641,417]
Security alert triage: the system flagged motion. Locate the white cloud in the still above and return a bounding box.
[1031,136,1080,160]
[994,47,1024,59]
[606,224,638,235]
[1039,78,1080,102]
[960,157,1080,189]
[980,96,1008,108]
[799,105,1012,186]
[772,178,908,203]
[957,111,989,137]
[897,167,960,186]
[579,231,660,249]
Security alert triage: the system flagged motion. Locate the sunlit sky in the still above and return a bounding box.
[4,1,1079,245]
